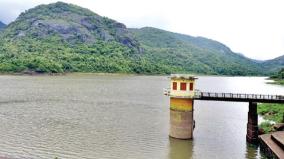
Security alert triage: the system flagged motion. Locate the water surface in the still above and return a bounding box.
[0,74,283,159]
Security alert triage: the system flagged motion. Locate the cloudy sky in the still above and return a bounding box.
[0,0,283,60]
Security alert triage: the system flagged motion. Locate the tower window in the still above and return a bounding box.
[172,82,177,90]
[180,82,187,91]
[190,83,193,91]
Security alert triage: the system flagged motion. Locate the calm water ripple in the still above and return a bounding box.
[0,74,281,159]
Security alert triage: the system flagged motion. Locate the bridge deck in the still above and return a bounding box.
[194,91,284,103]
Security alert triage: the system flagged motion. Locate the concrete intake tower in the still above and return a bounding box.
[166,74,197,139]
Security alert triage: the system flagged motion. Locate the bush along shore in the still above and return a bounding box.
[258,68,284,133]
[258,103,284,134]
[268,68,284,85]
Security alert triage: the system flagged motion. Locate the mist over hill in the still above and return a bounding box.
[0,2,282,75]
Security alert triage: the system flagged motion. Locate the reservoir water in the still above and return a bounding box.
[0,74,283,159]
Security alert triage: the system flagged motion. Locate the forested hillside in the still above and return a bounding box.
[0,2,168,74]
[0,2,282,75]
[130,27,263,75]
[262,55,284,73]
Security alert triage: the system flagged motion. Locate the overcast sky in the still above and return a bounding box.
[0,0,283,60]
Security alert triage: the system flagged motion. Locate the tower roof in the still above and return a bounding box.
[171,74,197,80]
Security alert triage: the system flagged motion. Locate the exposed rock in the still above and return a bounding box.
[3,2,141,50]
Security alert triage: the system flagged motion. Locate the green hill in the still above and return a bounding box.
[2,2,142,49]
[0,2,280,75]
[0,2,151,74]
[262,55,284,73]
[129,27,262,75]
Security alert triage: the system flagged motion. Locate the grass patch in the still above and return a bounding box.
[258,103,284,133]
[258,103,284,123]
[259,122,275,134]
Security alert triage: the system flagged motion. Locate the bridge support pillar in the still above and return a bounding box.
[246,102,258,144]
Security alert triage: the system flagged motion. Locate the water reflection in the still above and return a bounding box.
[246,143,258,159]
[245,143,267,159]
[168,137,193,159]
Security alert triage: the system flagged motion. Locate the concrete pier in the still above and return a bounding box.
[246,102,258,144]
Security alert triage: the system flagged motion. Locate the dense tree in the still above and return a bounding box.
[0,2,280,75]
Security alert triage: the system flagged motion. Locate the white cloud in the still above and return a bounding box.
[0,0,284,60]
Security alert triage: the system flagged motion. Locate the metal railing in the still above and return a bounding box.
[164,88,284,102]
[195,91,284,101]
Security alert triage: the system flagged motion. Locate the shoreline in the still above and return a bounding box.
[0,72,269,77]
[267,79,284,85]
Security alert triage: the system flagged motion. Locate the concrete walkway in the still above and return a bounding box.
[259,131,284,159]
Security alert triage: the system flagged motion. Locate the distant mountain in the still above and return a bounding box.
[0,2,148,74]
[2,2,140,50]
[0,21,6,30]
[129,27,262,75]
[262,55,284,73]
[0,2,278,75]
